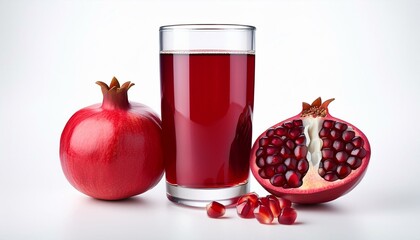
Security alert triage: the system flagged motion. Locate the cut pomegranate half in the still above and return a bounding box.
[250,98,371,204]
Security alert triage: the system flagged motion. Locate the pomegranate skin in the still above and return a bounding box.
[59,78,164,200]
[250,98,371,204]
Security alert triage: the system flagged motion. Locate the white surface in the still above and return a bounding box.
[1,0,419,239]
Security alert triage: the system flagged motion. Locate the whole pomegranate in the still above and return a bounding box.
[250,97,370,204]
[59,77,164,200]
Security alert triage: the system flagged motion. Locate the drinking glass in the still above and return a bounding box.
[160,24,256,207]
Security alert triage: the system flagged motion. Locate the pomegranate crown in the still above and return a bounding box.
[96,77,134,94]
[300,97,335,118]
[96,77,134,109]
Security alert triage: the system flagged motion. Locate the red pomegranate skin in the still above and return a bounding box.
[250,98,371,204]
[60,78,164,200]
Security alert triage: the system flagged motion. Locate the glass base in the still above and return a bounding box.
[166,181,249,207]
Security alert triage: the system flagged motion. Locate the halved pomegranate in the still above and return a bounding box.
[250,98,371,204]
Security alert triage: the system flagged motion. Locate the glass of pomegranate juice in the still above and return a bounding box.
[159,24,256,207]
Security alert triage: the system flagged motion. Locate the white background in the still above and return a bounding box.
[1,0,419,239]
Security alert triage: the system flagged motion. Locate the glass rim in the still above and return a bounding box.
[159,24,256,31]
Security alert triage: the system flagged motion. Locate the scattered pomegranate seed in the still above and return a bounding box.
[278,197,292,209]
[254,204,274,224]
[205,193,298,226]
[237,199,255,218]
[237,193,260,219]
[237,192,259,206]
[278,207,297,225]
[259,195,281,217]
[206,201,226,218]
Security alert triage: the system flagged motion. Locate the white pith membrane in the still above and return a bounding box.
[300,117,357,190]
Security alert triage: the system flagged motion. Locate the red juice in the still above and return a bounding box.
[160,52,255,188]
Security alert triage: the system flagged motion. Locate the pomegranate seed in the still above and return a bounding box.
[323,120,334,129]
[271,137,283,146]
[324,173,338,181]
[206,201,226,218]
[358,148,367,158]
[284,158,297,170]
[237,199,257,218]
[260,195,281,217]
[297,159,309,173]
[275,126,287,136]
[342,130,355,142]
[263,166,276,178]
[336,164,351,179]
[352,136,364,148]
[322,138,333,148]
[237,192,259,207]
[347,156,362,169]
[333,140,345,151]
[330,129,340,139]
[345,143,354,152]
[286,139,295,149]
[276,164,287,173]
[285,170,301,188]
[259,137,269,147]
[254,204,274,224]
[266,128,275,137]
[288,128,301,139]
[278,197,292,209]
[256,157,265,168]
[279,146,291,158]
[293,119,303,126]
[256,148,264,157]
[335,151,349,163]
[318,167,326,177]
[334,122,348,131]
[259,196,269,206]
[295,134,306,145]
[319,128,330,138]
[266,155,281,165]
[285,139,295,149]
[322,159,337,171]
[294,145,308,160]
[267,196,281,217]
[278,207,297,225]
[284,121,294,129]
[322,148,334,159]
[266,146,279,155]
[270,174,286,187]
[351,148,367,158]
[258,168,268,178]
